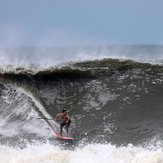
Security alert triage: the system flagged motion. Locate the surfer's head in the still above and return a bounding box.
[62,109,66,113]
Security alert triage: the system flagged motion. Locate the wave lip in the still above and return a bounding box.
[0,45,163,73]
[0,58,163,76]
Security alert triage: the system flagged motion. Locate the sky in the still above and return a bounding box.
[0,0,163,47]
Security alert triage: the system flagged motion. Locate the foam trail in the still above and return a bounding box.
[17,87,51,119]
[16,87,57,131]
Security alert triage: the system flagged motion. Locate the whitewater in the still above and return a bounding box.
[1,143,163,163]
[0,45,163,163]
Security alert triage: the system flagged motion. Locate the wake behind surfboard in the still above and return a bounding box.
[54,132,74,140]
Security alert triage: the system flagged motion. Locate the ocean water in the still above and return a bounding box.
[0,45,163,163]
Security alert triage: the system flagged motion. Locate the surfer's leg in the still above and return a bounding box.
[65,126,68,136]
[60,126,63,135]
[60,122,66,135]
[65,120,71,136]
[60,122,65,135]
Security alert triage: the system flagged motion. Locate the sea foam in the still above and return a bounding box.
[0,142,163,163]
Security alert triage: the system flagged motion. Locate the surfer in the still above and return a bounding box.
[55,110,71,136]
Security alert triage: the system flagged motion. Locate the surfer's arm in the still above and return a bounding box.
[55,113,61,121]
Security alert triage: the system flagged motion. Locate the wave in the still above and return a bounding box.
[1,57,163,146]
[0,50,163,162]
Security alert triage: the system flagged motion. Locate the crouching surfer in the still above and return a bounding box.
[55,110,71,136]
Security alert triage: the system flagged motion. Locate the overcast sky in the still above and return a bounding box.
[0,0,163,47]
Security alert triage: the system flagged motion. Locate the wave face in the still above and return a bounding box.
[0,46,163,162]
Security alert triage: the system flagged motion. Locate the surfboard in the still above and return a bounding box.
[54,132,74,140]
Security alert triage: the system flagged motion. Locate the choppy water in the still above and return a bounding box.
[0,45,163,162]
